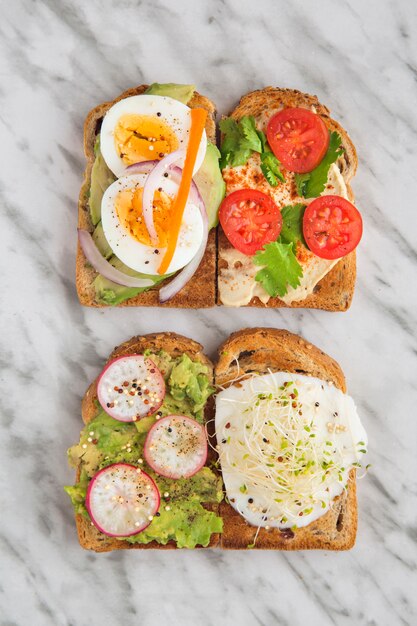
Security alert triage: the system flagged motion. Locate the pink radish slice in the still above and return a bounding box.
[144,415,208,479]
[97,355,165,422]
[86,463,160,537]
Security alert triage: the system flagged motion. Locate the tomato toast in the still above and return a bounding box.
[217,87,360,310]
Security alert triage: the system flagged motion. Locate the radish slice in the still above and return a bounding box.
[159,167,208,303]
[142,149,186,243]
[78,229,154,288]
[97,355,165,422]
[86,463,160,537]
[144,415,208,479]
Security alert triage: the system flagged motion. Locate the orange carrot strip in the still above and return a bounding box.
[158,108,207,275]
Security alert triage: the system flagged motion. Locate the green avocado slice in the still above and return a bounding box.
[194,143,225,228]
[145,83,195,104]
[93,256,168,306]
[88,137,115,225]
[92,221,112,259]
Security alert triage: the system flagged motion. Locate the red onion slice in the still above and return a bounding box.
[126,160,159,175]
[142,149,186,244]
[159,167,208,303]
[78,229,154,288]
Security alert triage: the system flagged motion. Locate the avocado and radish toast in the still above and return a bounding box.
[77,83,225,308]
[217,87,362,310]
[65,330,369,551]
[65,333,223,551]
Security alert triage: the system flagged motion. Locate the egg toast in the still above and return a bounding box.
[76,85,218,308]
[215,328,361,550]
[217,88,359,310]
[68,332,222,552]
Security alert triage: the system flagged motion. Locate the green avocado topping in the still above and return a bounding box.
[89,137,116,225]
[145,82,196,104]
[64,469,89,517]
[125,501,222,548]
[65,351,222,548]
[147,351,215,422]
[92,221,112,259]
[92,256,167,306]
[194,143,225,228]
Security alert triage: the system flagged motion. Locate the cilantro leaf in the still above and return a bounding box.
[220,116,285,186]
[295,132,343,198]
[295,172,309,198]
[256,129,267,152]
[219,118,251,169]
[253,242,303,297]
[258,129,284,185]
[239,116,262,153]
[280,204,306,246]
[260,151,285,187]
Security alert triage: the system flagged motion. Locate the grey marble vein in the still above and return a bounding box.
[1,0,417,624]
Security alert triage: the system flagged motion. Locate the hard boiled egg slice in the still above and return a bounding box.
[101,173,204,275]
[100,95,207,178]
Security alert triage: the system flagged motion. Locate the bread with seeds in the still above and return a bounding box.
[77,85,218,308]
[67,332,221,552]
[217,87,359,311]
[215,328,366,550]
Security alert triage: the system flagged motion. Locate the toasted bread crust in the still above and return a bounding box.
[74,332,220,552]
[217,87,358,311]
[215,328,357,550]
[76,85,217,308]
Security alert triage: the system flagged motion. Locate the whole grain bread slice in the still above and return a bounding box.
[76,86,217,308]
[217,87,358,311]
[215,328,357,550]
[74,332,220,552]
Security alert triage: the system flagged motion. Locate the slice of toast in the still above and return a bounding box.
[217,87,358,311]
[74,332,220,552]
[215,328,357,550]
[76,86,217,308]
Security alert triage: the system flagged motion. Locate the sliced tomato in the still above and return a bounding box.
[266,108,330,174]
[219,189,282,256]
[303,195,363,260]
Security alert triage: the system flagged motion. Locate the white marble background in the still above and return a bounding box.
[1,0,417,624]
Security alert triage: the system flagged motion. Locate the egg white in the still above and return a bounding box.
[101,173,204,275]
[215,372,367,529]
[100,95,207,178]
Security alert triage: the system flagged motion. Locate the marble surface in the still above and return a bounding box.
[1,0,417,624]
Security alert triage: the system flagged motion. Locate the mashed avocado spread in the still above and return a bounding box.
[65,351,223,548]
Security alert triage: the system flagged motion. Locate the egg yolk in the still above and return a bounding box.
[115,186,173,247]
[114,114,179,165]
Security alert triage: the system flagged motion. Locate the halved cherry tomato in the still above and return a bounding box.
[303,195,363,260]
[266,108,330,174]
[219,189,282,256]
